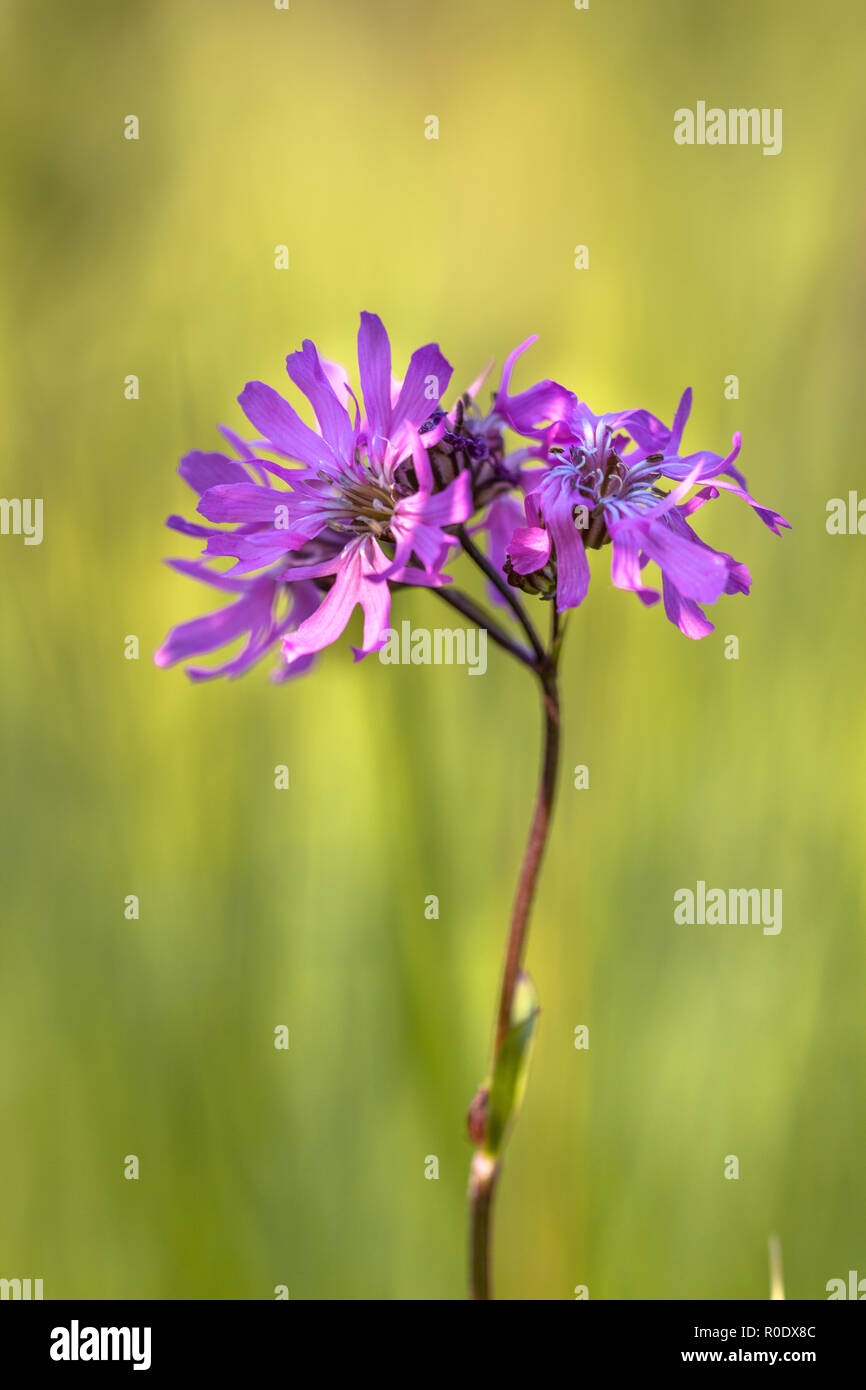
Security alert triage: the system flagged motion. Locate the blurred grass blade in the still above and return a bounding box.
[768,1234,785,1300]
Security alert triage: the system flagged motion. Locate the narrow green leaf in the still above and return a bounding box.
[483,971,539,1159]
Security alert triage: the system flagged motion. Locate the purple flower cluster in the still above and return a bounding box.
[156,314,789,678]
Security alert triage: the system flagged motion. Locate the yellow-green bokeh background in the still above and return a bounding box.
[2,0,864,1299]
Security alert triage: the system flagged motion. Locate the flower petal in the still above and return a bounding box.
[197,482,292,524]
[238,381,338,470]
[391,343,452,436]
[610,538,660,605]
[637,520,729,603]
[155,586,269,668]
[547,486,590,610]
[507,526,551,574]
[179,450,249,495]
[495,336,575,436]
[357,311,392,445]
[285,340,354,462]
[662,575,715,639]
[696,480,791,535]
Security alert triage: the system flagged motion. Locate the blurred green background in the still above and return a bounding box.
[2,0,864,1300]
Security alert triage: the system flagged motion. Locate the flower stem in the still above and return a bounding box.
[456,525,548,666]
[493,665,560,1054]
[468,635,562,1300]
[469,1151,499,1301]
[432,586,537,669]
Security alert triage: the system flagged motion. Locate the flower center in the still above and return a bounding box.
[547,441,665,549]
[319,468,397,539]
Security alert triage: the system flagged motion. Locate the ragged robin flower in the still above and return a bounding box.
[505,389,790,637]
[156,313,473,674]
